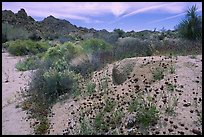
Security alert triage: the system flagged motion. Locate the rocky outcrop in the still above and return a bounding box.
[2,8,116,42]
[112,58,136,85]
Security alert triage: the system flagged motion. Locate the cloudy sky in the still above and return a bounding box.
[2,2,202,32]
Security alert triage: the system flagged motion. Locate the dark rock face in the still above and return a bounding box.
[2,8,115,42]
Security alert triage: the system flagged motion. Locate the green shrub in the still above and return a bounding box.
[86,82,96,95]
[79,116,94,135]
[42,42,82,64]
[152,67,165,81]
[136,103,159,127]
[16,56,41,71]
[7,40,49,56]
[81,38,112,71]
[129,94,159,128]
[82,38,112,54]
[104,99,116,112]
[94,111,108,133]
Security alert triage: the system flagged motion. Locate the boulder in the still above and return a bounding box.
[112,58,136,85]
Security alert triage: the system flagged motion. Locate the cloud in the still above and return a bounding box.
[147,3,202,24]
[147,12,186,24]
[2,2,202,24]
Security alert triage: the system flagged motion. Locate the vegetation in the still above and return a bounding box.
[169,65,176,74]
[2,23,30,43]
[152,67,165,81]
[7,40,49,56]
[94,111,108,134]
[3,4,202,135]
[79,117,94,135]
[114,37,153,60]
[15,56,41,71]
[128,94,159,128]
[167,83,176,92]
[104,99,116,112]
[86,82,96,95]
[113,28,125,38]
[176,5,202,40]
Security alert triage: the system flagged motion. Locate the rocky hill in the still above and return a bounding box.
[2,8,105,40]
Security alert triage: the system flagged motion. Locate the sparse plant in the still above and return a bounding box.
[100,77,109,92]
[110,110,124,127]
[152,67,164,80]
[165,105,176,116]
[167,83,176,92]
[104,99,116,112]
[172,96,179,106]
[86,82,96,95]
[79,116,94,135]
[94,111,108,134]
[136,103,159,128]
[15,55,41,71]
[169,65,176,74]
[128,94,159,128]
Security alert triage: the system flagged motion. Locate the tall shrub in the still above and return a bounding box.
[176,5,202,40]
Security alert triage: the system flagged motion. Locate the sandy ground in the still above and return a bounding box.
[2,52,33,135]
[2,51,202,135]
[49,55,202,135]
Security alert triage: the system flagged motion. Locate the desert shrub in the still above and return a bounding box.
[43,42,82,61]
[2,22,30,43]
[86,82,96,95]
[152,67,165,81]
[16,55,41,71]
[57,35,76,43]
[128,94,159,128]
[113,28,125,38]
[7,40,49,56]
[28,32,42,41]
[81,38,112,71]
[114,37,153,60]
[154,38,202,55]
[28,64,81,106]
[69,56,94,77]
[176,5,202,40]
[43,68,81,104]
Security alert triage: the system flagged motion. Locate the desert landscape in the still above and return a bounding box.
[2,2,202,135]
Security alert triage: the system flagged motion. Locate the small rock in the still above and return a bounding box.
[192,129,201,135]
[168,128,173,132]
[183,103,191,107]
[126,114,136,129]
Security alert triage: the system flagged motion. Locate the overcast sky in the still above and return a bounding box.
[2,2,202,32]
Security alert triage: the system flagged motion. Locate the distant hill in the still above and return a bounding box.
[2,8,100,40]
[2,8,164,44]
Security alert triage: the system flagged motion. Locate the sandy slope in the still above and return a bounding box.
[2,52,33,135]
[49,55,202,135]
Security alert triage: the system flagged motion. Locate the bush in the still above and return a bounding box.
[2,23,30,43]
[7,40,49,56]
[81,38,112,71]
[176,5,202,40]
[15,55,41,71]
[152,67,164,81]
[128,94,159,128]
[154,38,202,55]
[114,37,153,60]
[113,28,125,38]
